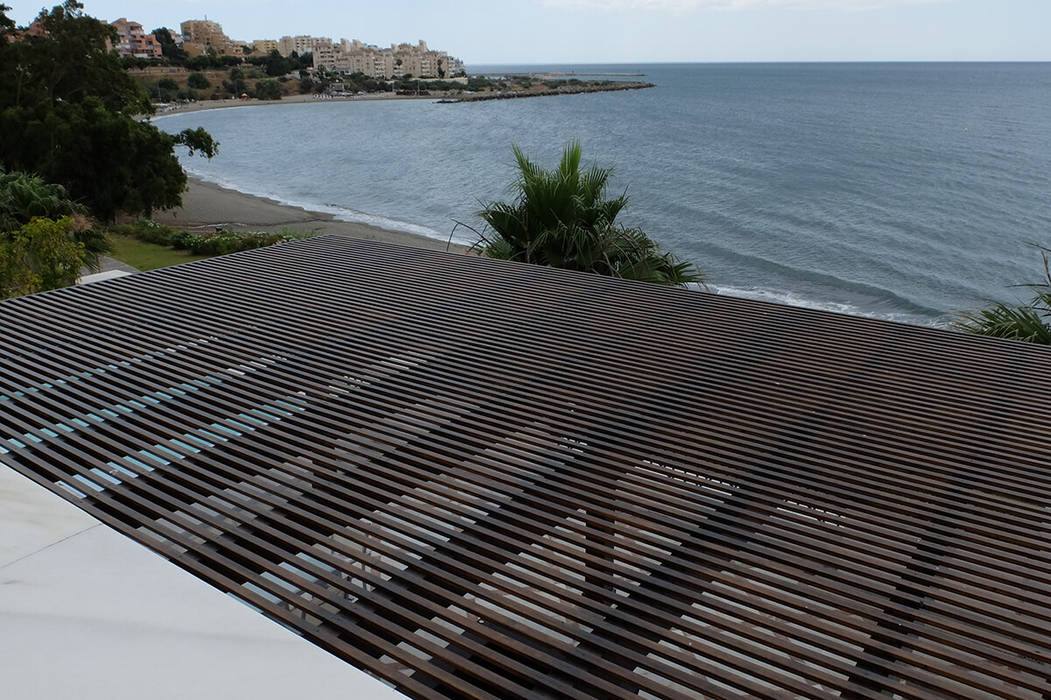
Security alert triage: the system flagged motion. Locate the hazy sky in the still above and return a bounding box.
[8,1,1051,64]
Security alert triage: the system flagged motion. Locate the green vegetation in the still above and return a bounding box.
[151,27,187,63]
[248,49,312,77]
[0,217,84,298]
[0,170,109,267]
[111,219,308,259]
[0,169,109,298]
[253,79,283,100]
[169,229,306,255]
[956,247,1051,344]
[185,53,244,71]
[0,2,218,220]
[473,142,702,287]
[223,67,249,96]
[187,72,210,90]
[148,77,194,102]
[107,234,210,271]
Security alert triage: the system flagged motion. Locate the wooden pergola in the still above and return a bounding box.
[2,235,1050,698]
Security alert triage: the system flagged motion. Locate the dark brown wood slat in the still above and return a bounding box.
[8,253,1051,498]
[4,357,1042,693]
[8,311,1051,655]
[33,258,1051,503]
[8,283,1051,592]
[12,269,1051,676]
[3,235,1051,699]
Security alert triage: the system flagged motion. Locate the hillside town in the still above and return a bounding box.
[107,16,465,80]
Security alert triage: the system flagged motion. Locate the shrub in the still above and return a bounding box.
[170,229,307,254]
[168,230,192,249]
[253,79,283,100]
[0,217,85,299]
[109,219,179,246]
[0,170,109,271]
[187,72,210,90]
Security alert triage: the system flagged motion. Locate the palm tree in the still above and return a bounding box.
[956,247,1051,344]
[474,141,703,287]
[0,169,110,272]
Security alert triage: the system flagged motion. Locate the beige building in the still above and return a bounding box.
[278,35,333,57]
[180,19,238,56]
[313,39,462,80]
[251,39,280,55]
[111,18,162,59]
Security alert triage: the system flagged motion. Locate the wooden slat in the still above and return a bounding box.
[2,235,1050,699]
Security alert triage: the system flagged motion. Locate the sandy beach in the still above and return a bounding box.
[151,178,468,253]
[153,91,434,117]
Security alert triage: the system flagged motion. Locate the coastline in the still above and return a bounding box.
[150,178,468,253]
[152,91,437,118]
[151,80,654,118]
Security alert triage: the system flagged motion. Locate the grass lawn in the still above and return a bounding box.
[108,235,211,271]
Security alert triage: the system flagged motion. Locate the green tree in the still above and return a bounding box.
[0,2,218,220]
[248,49,296,77]
[0,217,84,298]
[188,54,220,71]
[956,247,1051,344]
[223,66,248,95]
[152,27,187,63]
[0,169,109,271]
[474,142,703,287]
[187,72,210,90]
[253,79,283,100]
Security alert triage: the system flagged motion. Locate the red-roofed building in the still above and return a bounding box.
[110,18,161,59]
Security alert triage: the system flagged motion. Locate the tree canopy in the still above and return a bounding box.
[0,168,107,268]
[0,216,84,299]
[0,2,218,220]
[152,27,188,63]
[474,142,703,287]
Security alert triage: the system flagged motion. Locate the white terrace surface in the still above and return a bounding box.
[0,465,404,700]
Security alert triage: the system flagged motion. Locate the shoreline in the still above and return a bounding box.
[151,91,439,118]
[149,177,469,253]
[151,80,653,118]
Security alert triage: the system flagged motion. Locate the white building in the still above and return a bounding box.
[278,35,333,57]
[313,39,462,80]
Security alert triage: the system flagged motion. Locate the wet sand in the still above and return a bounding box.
[151,178,468,253]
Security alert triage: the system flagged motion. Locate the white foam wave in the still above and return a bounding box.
[150,104,270,123]
[709,284,945,327]
[182,167,469,244]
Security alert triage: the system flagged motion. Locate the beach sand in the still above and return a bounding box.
[151,178,468,253]
[153,92,431,117]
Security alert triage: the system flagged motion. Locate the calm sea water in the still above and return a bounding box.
[158,63,1051,325]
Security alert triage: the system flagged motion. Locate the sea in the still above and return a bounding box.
[156,63,1051,327]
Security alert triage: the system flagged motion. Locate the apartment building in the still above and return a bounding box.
[180,19,238,56]
[313,39,462,79]
[251,39,280,55]
[278,35,333,57]
[110,18,162,59]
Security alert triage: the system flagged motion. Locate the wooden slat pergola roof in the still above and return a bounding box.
[2,235,1050,698]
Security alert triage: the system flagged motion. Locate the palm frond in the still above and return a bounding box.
[472,142,702,287]
[956,302,1051,344]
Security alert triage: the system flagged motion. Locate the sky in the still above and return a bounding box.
[8,0,1051,64]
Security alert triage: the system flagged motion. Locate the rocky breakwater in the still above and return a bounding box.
[438,82,655,104]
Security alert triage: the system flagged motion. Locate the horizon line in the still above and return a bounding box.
[465,59,1051,66]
